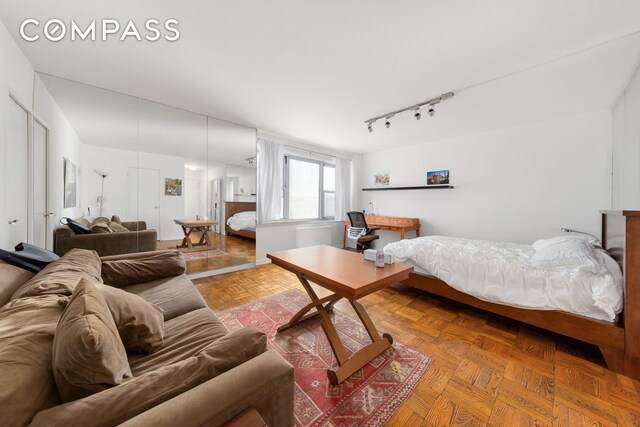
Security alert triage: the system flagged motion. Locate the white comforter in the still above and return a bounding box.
[226,211,256,232]
[384,236,624,322]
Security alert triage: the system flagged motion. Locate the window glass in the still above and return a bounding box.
[323,165,335,191]
[323,192,335,218]
[288,158,320,219]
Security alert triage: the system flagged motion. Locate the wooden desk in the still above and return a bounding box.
[267,245,413,384]
[174,218,218,250]
[343,215,420,248]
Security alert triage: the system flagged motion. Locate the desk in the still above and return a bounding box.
[174,218,218,250]
[342,215,420,248]
[267,245,413,384]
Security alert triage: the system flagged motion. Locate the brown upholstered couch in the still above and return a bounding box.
[54,221,158,257]
[0,249,295,427]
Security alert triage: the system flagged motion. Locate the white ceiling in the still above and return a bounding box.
[2,0,640,153]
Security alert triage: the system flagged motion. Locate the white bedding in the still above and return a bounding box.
[226,211,256,232]
[384,236,624,322]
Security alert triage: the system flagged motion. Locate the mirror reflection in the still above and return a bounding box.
[35,73,257,275]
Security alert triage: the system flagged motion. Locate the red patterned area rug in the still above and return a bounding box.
[217,289,432,427]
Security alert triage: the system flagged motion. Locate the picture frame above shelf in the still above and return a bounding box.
[362,185,454,191]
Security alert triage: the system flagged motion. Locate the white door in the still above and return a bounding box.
[33,119,51,249]
[127,167,160,236]
[6,97,29,247]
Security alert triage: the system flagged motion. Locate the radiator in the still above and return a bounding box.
[295,225,333,248]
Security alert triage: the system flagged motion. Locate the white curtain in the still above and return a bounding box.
[257,139,283,222]
[334,157,352,221]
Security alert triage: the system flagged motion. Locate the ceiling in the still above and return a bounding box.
[2,0,640,153]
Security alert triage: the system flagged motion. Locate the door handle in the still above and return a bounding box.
[8,219,20,225]
[44,212,55,217]
[154,206,159,209]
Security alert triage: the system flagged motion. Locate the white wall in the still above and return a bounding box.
[33,76,83,248]
[359,111,613,249]
[184,169,207,220]
[81,145,185,241]
[0,21,34,249]
[612,64,640,209]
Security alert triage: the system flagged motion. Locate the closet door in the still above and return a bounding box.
[6,96,29,247]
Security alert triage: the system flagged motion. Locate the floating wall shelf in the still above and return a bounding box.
[362,185,454,191]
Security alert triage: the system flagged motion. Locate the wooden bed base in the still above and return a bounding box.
[400,211,640,381]
[224,201,256,240]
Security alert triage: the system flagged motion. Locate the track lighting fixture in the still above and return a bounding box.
[364,91,454,131]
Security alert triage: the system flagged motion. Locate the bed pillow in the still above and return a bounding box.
[530,238,604,273]
[532,234,598,251]
[97,284,165,354]
[53,278,132,402]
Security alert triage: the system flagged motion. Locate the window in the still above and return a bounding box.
[284,156,335,220]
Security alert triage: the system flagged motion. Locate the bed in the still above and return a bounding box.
[384,211,640,380]
[225,201,256,240]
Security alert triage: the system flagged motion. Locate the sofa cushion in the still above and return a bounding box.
[119,274,206,321]
[53,278,132,402]
[98,284,165,354]
[0,261,35,307]
[108,221,130,233]
[91,223,113,234]
[0,295,67,426]
[101,250,187,288]
[128,308,228,376]
[11,248,102,300]
[30,326,267,427]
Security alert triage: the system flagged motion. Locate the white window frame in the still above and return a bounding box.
[283,155,335,220]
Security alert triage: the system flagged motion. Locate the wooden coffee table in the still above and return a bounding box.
[174,218,218,250]
[267,245,413,385]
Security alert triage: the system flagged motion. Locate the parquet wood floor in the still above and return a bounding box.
[158,231,255,274]
[194,264,640,426]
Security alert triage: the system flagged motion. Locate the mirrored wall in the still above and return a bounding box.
[34,73,257,275]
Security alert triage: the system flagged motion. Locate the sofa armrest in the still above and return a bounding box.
[119,350,294,427]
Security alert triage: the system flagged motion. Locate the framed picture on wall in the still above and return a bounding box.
[374,173,390,186]
[63,157,77,208]
[426,170,450,185]
[164,178,183,196]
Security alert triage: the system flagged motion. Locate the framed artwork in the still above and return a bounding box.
[164,178,183,196]
[374,173,390,186]
[426,170,450,185]
[63,157,77,208]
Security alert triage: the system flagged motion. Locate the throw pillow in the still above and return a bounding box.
[97,284,165,354]
[12,249,103,300]
[111,214,122,224]
[74,217,91,229]
[0,295,68,426]
[108,221,130,233]
[101,250,187,288]
[52,278,132,402]
[0,261,35,306]
[92,216,110,225]
[91,223,112,233]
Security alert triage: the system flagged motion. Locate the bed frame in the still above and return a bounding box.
[401,210,640,380]
[224,201,256,240]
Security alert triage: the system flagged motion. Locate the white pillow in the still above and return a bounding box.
[532,234,598,251]
[530,239,604,273]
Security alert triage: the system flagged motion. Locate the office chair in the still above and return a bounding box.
[346,211,380,252]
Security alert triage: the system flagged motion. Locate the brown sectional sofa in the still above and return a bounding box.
[0,249,295,426]
[54,221,158,257]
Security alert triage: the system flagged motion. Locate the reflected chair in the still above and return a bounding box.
[346,211,380,252]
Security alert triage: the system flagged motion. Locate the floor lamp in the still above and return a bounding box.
[94,169,111,217]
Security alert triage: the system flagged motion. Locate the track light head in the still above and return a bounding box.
[414,108,422,120]
[385,120,391,128]
[367,123,373,133]
[428,107,435,117]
